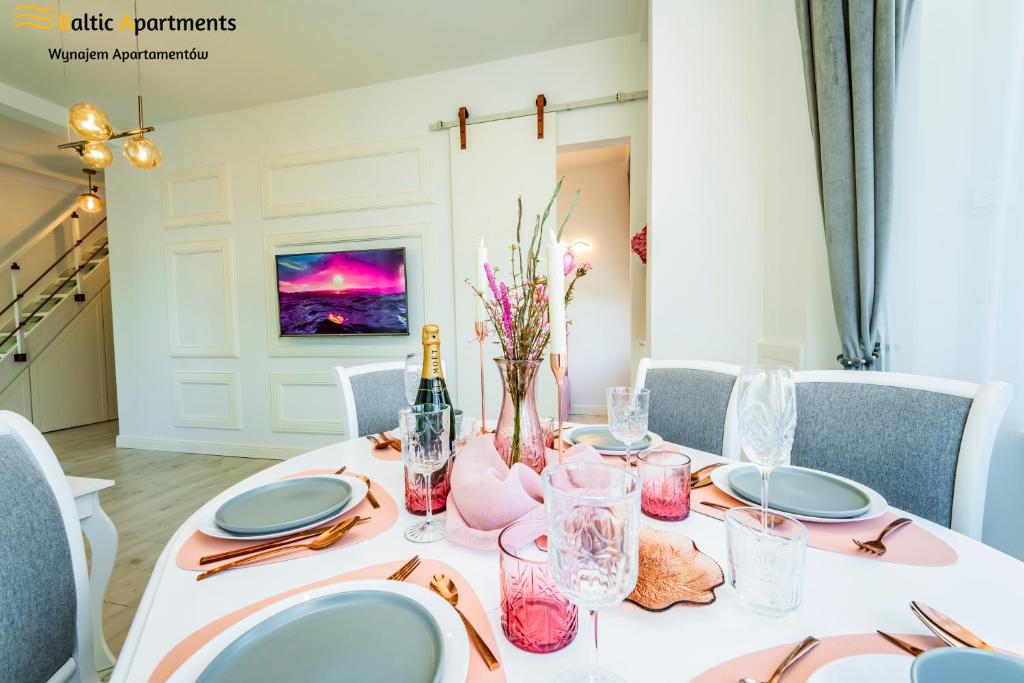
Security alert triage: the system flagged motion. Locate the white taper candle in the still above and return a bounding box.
[546,230,567,354]
[476,237,488,322]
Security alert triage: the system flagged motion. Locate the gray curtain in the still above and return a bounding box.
[796,0,914,369]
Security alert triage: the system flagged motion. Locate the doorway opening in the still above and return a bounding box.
[556,139,635,418]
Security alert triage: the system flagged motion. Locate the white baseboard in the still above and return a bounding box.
[115,435,302,460]
[571,404,607,417]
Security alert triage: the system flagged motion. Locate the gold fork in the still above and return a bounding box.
[853,518,912,556]
[387,555,421,581]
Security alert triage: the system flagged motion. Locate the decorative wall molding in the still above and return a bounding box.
[165,239,239,357]
[171,371,241,429]
[263,224,434,357]
[162,163,232,228]
[259,137,431,218]
[270,372,345,435]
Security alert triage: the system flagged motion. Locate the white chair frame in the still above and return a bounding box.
[794,371,1012,540]
[635,358,743,459]
[0,410,99,683]
[333,361,447,438]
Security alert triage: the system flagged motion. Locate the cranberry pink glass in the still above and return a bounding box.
[399,403,450,543]
[403,464,451,515]
[498,519,578,653]
[638,450,691,521]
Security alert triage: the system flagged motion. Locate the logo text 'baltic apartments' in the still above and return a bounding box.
[14,4,236,63]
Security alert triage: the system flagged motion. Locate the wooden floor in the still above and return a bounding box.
[48,421,278,678]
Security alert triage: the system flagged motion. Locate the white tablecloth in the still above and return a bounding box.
[111,438,1024,682]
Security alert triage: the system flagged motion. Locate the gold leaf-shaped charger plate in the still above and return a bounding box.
[627,526,724,611]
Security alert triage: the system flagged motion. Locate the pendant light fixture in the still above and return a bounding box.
[55,0,161,169]
[122,96,161,169]
[69,103,113,142]
[80,141,113,169]
[77,169,104,213]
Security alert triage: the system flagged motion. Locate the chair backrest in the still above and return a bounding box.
[333,362,409,438]
[0,410,96,683]
[635,358,742,457]
[791,371,1012,538]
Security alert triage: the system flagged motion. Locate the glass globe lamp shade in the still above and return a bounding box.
[123,135,161,169]
[69,103,112,142]
[77,191,104,214]
[80,142,113,169]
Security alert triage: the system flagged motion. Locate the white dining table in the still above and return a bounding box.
[111,436,1024,682]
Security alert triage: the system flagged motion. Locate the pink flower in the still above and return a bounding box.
[562,251,575,276]
[498,282,513,340]
[484,262,501,300]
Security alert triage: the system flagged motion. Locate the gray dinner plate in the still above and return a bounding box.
[912,649,1024,683]
[568,425,653,452]
[197,590,444,683]
[214,476,352,535]
[727,465,871,519]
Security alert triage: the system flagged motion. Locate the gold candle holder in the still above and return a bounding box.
[549,351,567,463]
[475,321,488,434]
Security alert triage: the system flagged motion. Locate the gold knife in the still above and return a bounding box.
[877,630,926,657]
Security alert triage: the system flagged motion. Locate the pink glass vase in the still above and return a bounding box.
[498,519,577,653]
[493,358,546,474]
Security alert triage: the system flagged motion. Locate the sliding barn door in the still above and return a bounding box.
[449,114,557,420]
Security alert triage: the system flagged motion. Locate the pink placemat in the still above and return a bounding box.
[369,439,402,461]
[175,468,398,571]
[691,483,957,567]
[148,557,506,683]
[692,632,945,682]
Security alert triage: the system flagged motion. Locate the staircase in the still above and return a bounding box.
[0,206,111,397]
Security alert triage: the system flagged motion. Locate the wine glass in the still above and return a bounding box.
[606,387,650,470]
[399,403,451,543]
[543,461,640,683]
[403,353,422,405]
[736,366,797,532]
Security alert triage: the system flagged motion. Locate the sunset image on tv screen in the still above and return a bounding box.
[275,248,409,336]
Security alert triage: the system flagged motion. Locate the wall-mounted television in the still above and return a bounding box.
[275,247,409,336]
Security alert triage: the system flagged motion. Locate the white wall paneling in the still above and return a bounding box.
[259,138,431,218]
[29,296,110,432]
[161,163,232,228]
[0,370,32,420]
[264,225,432,358]
[171,371,241,429]
[165,239,239,357]
[270,372,344,435]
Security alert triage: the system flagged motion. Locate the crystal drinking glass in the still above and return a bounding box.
[637,450,691,521]
[403,353,422,406]
[498,518,578,653]
[544,461,640,683]
[399,403,451,543]
[606,387,650,470]
[736,366,797,531]
[725,506,807,616]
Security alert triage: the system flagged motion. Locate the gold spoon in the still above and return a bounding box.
[196,516,360,581]
[429,573,500,671]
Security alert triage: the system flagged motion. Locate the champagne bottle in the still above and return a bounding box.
[406,324,454,515]
[414,324,453,409]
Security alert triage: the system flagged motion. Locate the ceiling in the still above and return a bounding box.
[0,0,643,127]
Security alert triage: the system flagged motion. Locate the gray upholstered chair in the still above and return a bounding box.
[790,371,1012,538]
[0,410,98,683]
[635,358,742,457]
[333,362,410,438]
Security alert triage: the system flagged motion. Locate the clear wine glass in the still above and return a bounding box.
[606,387,650,470]
[736,366,797,532]
[399,403,451,543]
[403,352,422,406]
[543,461,640,683]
